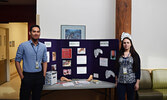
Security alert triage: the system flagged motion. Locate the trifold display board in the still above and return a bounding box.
[39,39,119,83]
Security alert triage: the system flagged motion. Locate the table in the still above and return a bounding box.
[43,79,115,100]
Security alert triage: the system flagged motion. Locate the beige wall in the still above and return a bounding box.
[132,0,167,69]
[8,23,28,59]
[0,22,28,80]
[37,0,116,39]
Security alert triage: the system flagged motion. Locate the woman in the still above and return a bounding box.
[115,33,141,100]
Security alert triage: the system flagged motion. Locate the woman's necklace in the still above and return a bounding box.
[123,52,130,58]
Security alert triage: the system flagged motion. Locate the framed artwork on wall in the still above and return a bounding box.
[61,25,86,39]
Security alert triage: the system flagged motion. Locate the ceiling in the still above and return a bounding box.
[0,0,35,5]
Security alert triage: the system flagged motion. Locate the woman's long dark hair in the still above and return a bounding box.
[116,37,139,72]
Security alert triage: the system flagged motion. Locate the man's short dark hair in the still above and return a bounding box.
[30,25,40,32]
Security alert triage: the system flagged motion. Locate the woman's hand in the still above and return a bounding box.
[134,79,140,91]
[115,76,118,87]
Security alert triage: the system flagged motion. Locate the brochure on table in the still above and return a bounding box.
[39,39,119,83]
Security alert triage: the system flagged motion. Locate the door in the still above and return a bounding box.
[0,28,7,85]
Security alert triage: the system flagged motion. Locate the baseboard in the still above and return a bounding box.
[0,99,18,100]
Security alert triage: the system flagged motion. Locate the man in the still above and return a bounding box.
[15,25,47,100]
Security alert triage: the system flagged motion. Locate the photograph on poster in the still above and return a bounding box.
[52,52,56,61]
[47,52,50,62]
[63,69,71,75]
[62,48,72,59]
[77,48,86,54]
[94,48,103,58]
[77,55,87,64]
[100,41,109,47]
[93,73,99,78]
[77,67,87,74]
[44,41,52,48]
[99,57,108,67]
[110,50,116,60]
[51,64,57,71]
[62,60,71,67]
[69,41,80,47]
[61,25,86,39]
[105,70,115,79]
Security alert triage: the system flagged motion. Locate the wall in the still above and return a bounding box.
[0,23,28,80]
[38,0,167,69]
[8,23,28,60]
[37,0,116,39]
[132,0,167,69]
[0,5,36,39]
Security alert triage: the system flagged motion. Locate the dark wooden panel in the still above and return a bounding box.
[116,0,131,48]
[41,89,115,100]
[0,60,7,85]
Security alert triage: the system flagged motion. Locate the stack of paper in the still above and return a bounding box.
[62,82,74,87]
[45,71,57,85]
[92,80,101,84]
[75,80,90,85]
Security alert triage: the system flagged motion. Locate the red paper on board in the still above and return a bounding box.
[62,48,72,59]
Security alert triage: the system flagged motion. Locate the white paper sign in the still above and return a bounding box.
[44,42,52,48]
[47,52,50,62]
[100,57,108,67]
[77,67,87,74]
[77,56,87,64]
[93,73,99,78]
[100,41,109,47]
[69,41,80,47]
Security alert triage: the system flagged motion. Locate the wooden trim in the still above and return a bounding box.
[36,14,40,25]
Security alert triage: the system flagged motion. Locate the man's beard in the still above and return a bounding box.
[31,37,38,42]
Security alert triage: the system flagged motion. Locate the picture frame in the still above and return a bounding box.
[110,50,116,60]
[61,25,86,39]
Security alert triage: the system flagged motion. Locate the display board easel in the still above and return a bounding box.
[39,39,119,83]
